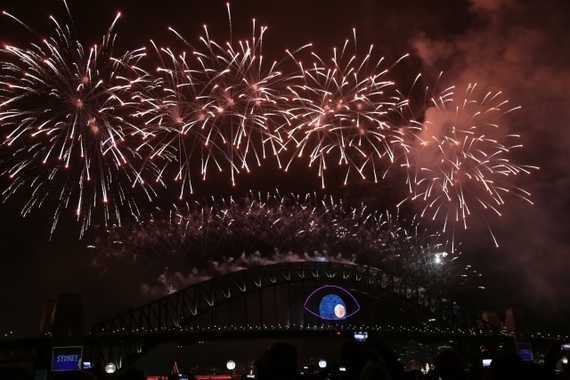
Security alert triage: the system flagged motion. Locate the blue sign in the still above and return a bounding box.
[52,346,83,371]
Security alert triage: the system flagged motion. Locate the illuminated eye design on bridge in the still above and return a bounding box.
[304,285,360,320]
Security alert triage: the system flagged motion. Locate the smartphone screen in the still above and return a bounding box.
[354,331,368,342]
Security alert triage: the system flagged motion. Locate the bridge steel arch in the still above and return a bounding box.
[87,261,500,370]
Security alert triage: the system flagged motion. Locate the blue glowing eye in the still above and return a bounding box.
[303,285,360,320]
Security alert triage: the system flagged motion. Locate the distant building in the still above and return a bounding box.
[39,294,83,339]
[505,308,530,344]
[481,311,501,330]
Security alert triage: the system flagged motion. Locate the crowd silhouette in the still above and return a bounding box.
[2,336,570,380]
[247,335,570,380]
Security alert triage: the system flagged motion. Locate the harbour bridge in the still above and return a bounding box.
[0,261,536,376]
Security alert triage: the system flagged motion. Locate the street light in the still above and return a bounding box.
[227,360,236,371]
[105,362,117,374]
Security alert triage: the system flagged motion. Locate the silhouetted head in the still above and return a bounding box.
[257,342,299,380]
[433,349,465,380]
[486,352,528,380]
[360,362,392,380]
[118,366,148,380]
[53,371,97,380]
[341,339,371,376]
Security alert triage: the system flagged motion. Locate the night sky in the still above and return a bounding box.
[1,0,569,353]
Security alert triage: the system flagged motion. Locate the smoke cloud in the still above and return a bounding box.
[411,0,570,327]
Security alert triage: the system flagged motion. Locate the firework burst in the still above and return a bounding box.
[0,3,157,236]
[283,30,411,187]
[403,83,537,247]
[133,7,296,197]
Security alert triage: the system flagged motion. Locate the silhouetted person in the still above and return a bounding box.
[432,349,466,380]
[0,366,34,380]
[294,372,323,380]
[330,334,404,380]
[404,370,424,380]
[52,371,97,380]
[256,342,299,380]
[528,339,568,380]
[339,339,371,379]
[468,349,493,380]
[117,366,148,380]
[359,362,392,380]
[484,352,529,380]
[366,335,405,380]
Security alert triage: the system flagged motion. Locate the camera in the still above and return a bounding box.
[354,331,368,342]
[82,362,93,370]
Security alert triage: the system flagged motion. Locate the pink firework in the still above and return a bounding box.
[283,30,412,187]
[0,3,155,237]
[403,83,537,247]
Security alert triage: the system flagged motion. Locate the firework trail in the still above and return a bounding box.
[402,82,538,247]
[0,3,157,236]
[92,191,474,294]
[284,30,412,188]
[133,6,298,197]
